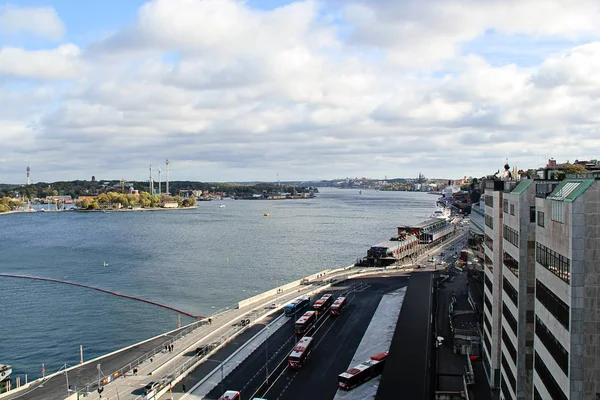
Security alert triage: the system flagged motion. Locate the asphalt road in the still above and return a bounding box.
[2,324,195,400]
[204,275,410,400]
[376,272,433,399]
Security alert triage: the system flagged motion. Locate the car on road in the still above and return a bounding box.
[218,390,241,400]
[195,342,220,356]
[144,380,164,394]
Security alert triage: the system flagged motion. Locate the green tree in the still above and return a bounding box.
[562,163,589,175]
[182,197,196,207]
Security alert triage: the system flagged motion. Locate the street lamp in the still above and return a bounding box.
[205,358,241,395]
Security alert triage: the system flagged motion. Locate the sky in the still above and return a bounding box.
[2,0,600,184]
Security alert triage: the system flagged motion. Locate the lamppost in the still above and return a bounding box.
[205,359,241,395]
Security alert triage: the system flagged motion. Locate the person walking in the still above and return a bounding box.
[182,384,186,392]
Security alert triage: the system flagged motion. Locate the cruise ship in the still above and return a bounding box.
[0,364,11,381]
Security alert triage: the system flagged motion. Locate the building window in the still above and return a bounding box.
[536,279,569,330]
[551,200,564,223]
[503,251,519,277]
[537,211,545,227]
[534,352,568,400]
[535,316,568,375]
[502,302,517,335]
[503,277,518,306]
[503,224,519,248]
[485,195,494,208]
[535,242,570,283]
[501,374,514,400]
[502,354,517,393]
[485,234,493,250]
[485,294,493,314]
[503,199,508,213]
[530,206,536,223]
[502,329,517,364]
[510,203,515,215]
[484,254,493,273]
[485,274,493,293]
[484,329,492,355]
[484,312,492,335]
[485,214,494,229]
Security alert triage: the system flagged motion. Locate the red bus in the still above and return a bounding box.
[294,311,316,335]
[338,352,388,390]
[287,336,314,369]
[460,249,469,262]
[218,390,241,400]
[313,293,333,314]
[330,297,347,316]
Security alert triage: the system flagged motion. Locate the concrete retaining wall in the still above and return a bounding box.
[237,265,354,309]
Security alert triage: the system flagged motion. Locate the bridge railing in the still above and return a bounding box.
[73,305,239,396]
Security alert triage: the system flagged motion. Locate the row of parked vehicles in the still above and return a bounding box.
[217,292,385,399]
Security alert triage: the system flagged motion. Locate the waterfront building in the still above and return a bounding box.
[482,179,505,389]
[479,172,600,400]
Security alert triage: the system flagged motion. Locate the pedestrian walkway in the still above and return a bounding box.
[172,315,288,400]
[72,278,336,400]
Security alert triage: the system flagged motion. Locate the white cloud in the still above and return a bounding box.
[0,44,82,80]
[3,0,600,183]
[342,0,600,68]
[0,5,65,40]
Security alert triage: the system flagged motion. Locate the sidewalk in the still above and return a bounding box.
[172,314,288,400]
[75,279,336,400]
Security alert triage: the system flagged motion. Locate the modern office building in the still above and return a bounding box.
[479,175,600,400]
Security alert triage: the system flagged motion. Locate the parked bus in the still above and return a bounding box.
[218,390,241,400]
[330,297,347,317]
[338,352,388,390]
[283,297,310,317]
[287,336,314,369]
[312,293,333,314]
[294,311,317,335]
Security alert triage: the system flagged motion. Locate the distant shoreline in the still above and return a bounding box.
[0,206,199,215]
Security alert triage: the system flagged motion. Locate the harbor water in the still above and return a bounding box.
[0,188,437,380]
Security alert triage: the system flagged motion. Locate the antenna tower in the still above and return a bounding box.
[165,159,169,195]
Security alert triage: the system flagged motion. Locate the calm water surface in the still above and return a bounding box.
[0,188,437,379]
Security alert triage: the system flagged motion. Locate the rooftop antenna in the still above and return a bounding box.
[149,165,154,194]
[165,159,170,195]
[158,168,162,196]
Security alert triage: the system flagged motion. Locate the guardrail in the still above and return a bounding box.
[73,318,210,396]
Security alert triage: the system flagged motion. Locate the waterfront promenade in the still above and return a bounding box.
[0,266,357,400]
[1,225,468,400]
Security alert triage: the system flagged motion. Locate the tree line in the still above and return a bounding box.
[0,180,316,200]
[76,192,196,210]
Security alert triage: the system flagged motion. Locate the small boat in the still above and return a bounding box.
[264,213,270,217]
[219,204,226,208]
[359,190,362,195]
[0,364,12,381]
[104,261,109,268]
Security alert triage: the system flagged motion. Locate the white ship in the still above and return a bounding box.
[0,364,11,381]
[432,207,451,220]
